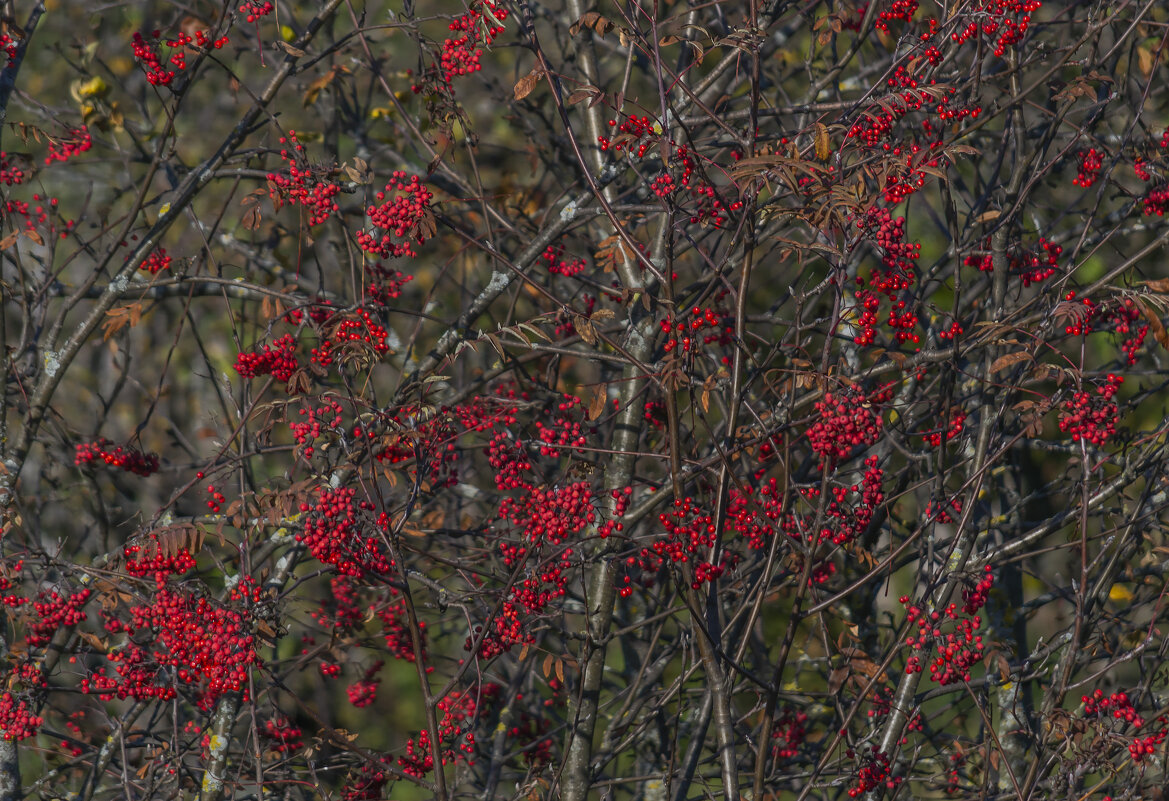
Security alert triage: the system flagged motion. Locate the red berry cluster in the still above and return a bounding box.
[923,408,965,448]
[807,387,885,468]
[139,247,172,274]
[130,29,228,87]
[364,264,413,305]
[658,496,729,588]
[377,594,425,662]
[966,237,1062,287]
[234,333,299,382]
[289,398,344,460]
[599,114,661,158]
[1130,730,1167,762]
[542,243,587,276]
[902,570,991,685]
[533,396,590,456]
[27,589,91,647]
[0,152,27,186]
[846,747,899,797]
[240,1,274,22]
[75,439,160,477]
[44,126,91,165]
[297,486,394,577]
[356,172,434,259]
[372,405,462,489]
[86,585,259,705]
[874,0,918,30]
[949,0,1041,57]
[266,130,341,226]
[284,299,336,326]
[852,208,921,346]
[1059,374,1122,446]
[123,544,197,588]
[437,1,508,85]
[924,495,963,524]
[311,309,390,368]
[0,693,42,741]
[205,483,226,513]
[661,306,730,354]
[1106,298,1149,365]
[1083,689,1144,727]
[1073,147,1104,188]
[771,707,808,760]
[1143,184,1169,216]
[347,661,383,708]
[398,689,481,776]
[726,478,785,551]
[466,601,531,659]
[131,32,177,86]
[598,486,633,542]
[262,716,304,754]
[341,755,394,801]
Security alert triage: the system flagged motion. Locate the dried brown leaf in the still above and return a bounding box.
[513,67,543,101]
[990,351,1032,375]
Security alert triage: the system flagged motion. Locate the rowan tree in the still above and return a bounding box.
[2,1,1169,800]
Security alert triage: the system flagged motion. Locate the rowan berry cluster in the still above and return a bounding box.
[131,32,178,86]
[364,264,413,305]
[1073,147,1104,187]
[398,689,481,776]
[0,693,42,741]
[846,747,899,797]
[533,396,589,456]
[205,484,226,514]
[266,130,342,226]
[298,485,394,577]
[1083,689,1144,726]
[0,153,27,186]
[598,486,632,541]
[234,333,299,383]
[44,126,91,165]
[965,237,1062,287]
[289,399,344,460]
[311,309,390,369]
[874,0,918,31]
[139,247,172,274]
[852,208,921,346]
[807,387,885,468]
[437,1,508,85]
[661,306,730,354]
[1059,374,1122,446]
[347,661,383,708]
[598,114,661,157]
[1143,184,1169,216]
[356,172,434,259]
[1107,298,1148,365]
[771,708,808,760]
[542,243,587,276]
[239,1,274,22]
[28,589,91,647]
[75,439,160,476]
[923,408,965,448]
[86,586,259,705]
[901,570,992,685]
[377,595,424,662]
[949,0,1041,57]
[123,544,197,588]
[262,717,304,754]
[659,496,728,588]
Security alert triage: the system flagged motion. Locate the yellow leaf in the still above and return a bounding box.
[1109,584,1134,603]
